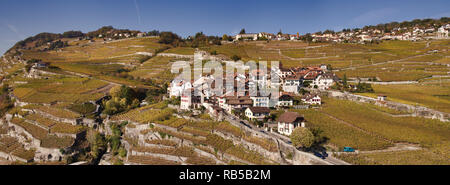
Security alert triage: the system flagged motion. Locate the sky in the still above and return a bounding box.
[0,0,449,54]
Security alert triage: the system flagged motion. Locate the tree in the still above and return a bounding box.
[342,74,348,87]
[290,127,314,149]
[148,30,160,36]
[309,127,327,145]
[87,130,107,159]
[104,85,139,115]
[239,28,246,34]
[62,31,84,38]
[158,31,183,46]
[222,34,232,41]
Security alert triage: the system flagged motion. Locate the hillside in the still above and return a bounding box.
[0,19,449,165]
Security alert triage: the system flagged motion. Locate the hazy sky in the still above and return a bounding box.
[1,0,449,54]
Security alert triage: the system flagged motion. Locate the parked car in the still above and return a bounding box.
[321,151,329,158]
[314,152,325,159]
[343,147,355,152]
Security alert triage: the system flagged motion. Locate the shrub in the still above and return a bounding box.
[290,127,314,149]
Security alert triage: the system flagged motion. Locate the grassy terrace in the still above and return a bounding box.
[128,56,178,84]
[24,113,58,128]
[148,126,274,165]
[117,103,279,160]
[128,155,180,165]
[132,145,196,158]
[337,150,450,165]
[185,155,217,165]
[19,38,172,89]
[294,109,393,151]
[50,62,152,88]
[0,137,35,161]
[162,47,196,55]
[323,98,450,148]
[335,60,449,81]
[23,105,81,119]
[303,97,450,164]
[12,77,107,104]
[198,40,448,82]
[9,117,78,148]
[11,118,48,140]
[145,139,178,147]
[40,135,74,149]
[21,37,169,63]
[23,111,84,135]
[111,107,176,124]
[357,82,450,113]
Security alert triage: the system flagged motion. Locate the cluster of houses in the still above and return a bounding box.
[234,32,301,41]
[233,24,450,43]
[79,31,148,43]
[168,63,338,136]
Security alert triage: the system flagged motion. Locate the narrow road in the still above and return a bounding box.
[224,114,350,165]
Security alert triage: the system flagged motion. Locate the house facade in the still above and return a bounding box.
[277,94,293,107]
[245,107,270,121]
[282,75,302,94]
[311,73,335,90]
[169,80,192,97]
[250,95,270,107]
[301,94,321,105]
[277,112,306,136]
[235,33,258,41]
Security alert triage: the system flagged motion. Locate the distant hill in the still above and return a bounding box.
[5,17,449,55]
[7,26,142,53]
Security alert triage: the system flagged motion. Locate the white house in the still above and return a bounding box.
[377,95,387,102]
[437,26,449,39]
[311,73,335,90]
[359,34,372,42]
[290,34,299,41]
[301,94,321,105]
[258,32,275,40]
[249,69,268,88]
[282,75,302,94]
[277,112,305,136]
[250,94,270,107]
[245,107,271,121]
[169,80,192,97]
[277,94,294,107]
[180,89,203,110]
[235,33,258,41]
[218,95,253,114]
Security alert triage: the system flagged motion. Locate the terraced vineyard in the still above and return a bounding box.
[111,107,176,124]
[127,155,181,165]
[23,105,81,119]
[306,97,450,164]
[21,37,168,63]
[0,136,35,162]
[360,82,450,113]
[12,77,107,104]
[294,109,393,151]
[1,23,449,166]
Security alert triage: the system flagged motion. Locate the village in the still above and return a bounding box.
[231,23,450,43]
[0,15,449,165]
[168,57,340,137]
